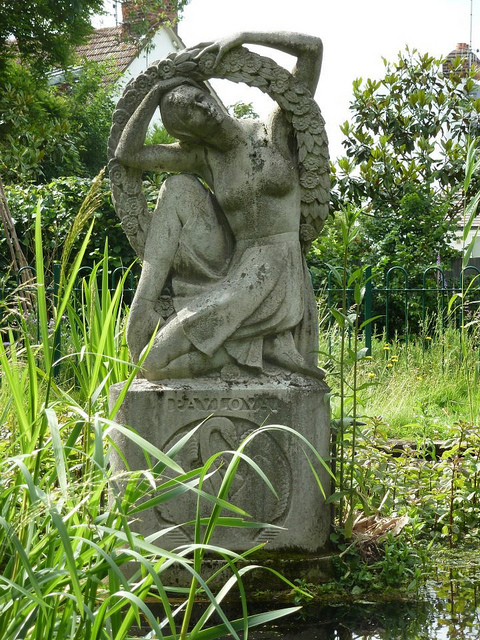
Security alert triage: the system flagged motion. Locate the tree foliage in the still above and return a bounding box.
[0,0,103,72]
[65,60,118,176]
[333,47,480,213]
[227,101,260,120]
[0,60,116,183]
[307,48,480,331]
[0,61,79,183]
[322,47,480,282]
[120,0,191,39]
[0,0,192,276]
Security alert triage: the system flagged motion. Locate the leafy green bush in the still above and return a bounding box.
[1,177,156,284]
[0,61,81,183]
[0,59,116,183]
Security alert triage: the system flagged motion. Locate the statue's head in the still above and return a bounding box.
[160,85,225,142]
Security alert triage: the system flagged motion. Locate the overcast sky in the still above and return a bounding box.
[96,0,479,159]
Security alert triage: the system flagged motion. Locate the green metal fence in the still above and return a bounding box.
[2,262,479,368]
[325,265,480,355]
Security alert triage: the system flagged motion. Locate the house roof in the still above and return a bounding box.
[70,24,227,112]
[443,42,480,79]
[458,213,480,229]
[73,23,185,75]
[74,26,140,76]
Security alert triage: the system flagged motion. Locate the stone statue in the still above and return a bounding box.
[108,32,329,382]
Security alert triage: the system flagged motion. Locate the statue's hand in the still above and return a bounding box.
[193,33,244,67]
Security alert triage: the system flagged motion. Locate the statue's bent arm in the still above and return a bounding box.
[200,31,323,94]
[197,31,323,151]
[115,84,205,175]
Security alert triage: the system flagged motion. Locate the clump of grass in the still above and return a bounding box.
[321,327,479,440]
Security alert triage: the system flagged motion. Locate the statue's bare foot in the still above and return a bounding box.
[264,333,325,381]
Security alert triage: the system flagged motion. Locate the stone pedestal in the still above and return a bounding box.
[109,374,331,553]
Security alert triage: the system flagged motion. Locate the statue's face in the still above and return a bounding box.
[160,86,224,141]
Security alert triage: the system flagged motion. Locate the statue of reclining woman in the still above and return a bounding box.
[112,31,329,381]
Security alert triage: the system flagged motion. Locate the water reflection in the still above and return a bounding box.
[245,552,480,639]
[244,602,431,639]
[133,552,480,638]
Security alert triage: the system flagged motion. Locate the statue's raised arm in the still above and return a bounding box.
[197,31,323,93]
[115,77,214,179]
[108,31,329,381]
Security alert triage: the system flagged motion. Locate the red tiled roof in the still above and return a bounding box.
[74,26,139,75]
[443,43,480,79]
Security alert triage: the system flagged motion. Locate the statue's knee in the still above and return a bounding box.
[159,174,206,202]
[157,175,209,225]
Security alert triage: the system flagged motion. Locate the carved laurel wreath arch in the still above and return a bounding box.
[107,45,330,259]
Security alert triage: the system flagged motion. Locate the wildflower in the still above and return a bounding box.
[391,355,399,362]
[383,344,390,350]
[368,372,376,379]
[365,355,373,360]
[416,376,422,381]
[387,363,393,368]
[425,336,432,341]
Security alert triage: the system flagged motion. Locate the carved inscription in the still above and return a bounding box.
[166,395,279,413]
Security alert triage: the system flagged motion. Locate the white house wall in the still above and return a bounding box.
[113,28,183,127]
[452,228,480,258]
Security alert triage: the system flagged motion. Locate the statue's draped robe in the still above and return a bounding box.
[167,182,319,371]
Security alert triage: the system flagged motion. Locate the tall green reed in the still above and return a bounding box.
[62,242,134,414]
[0,406,310,639]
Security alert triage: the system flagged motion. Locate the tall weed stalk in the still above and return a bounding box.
[326,205,377,536]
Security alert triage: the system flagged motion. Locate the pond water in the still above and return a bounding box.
[133,551,480,639]
[243,596,478,639]
[244,551,480,639]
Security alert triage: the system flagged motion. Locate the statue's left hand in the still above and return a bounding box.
[192,33,244,68]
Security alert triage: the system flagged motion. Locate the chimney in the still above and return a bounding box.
[121,1,179,37]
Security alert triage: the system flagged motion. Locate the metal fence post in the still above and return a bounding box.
[364,266,372,355]
[385,266,409,356]
[53,262,61,379]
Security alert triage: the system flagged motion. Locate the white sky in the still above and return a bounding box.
[96,0,480,160]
